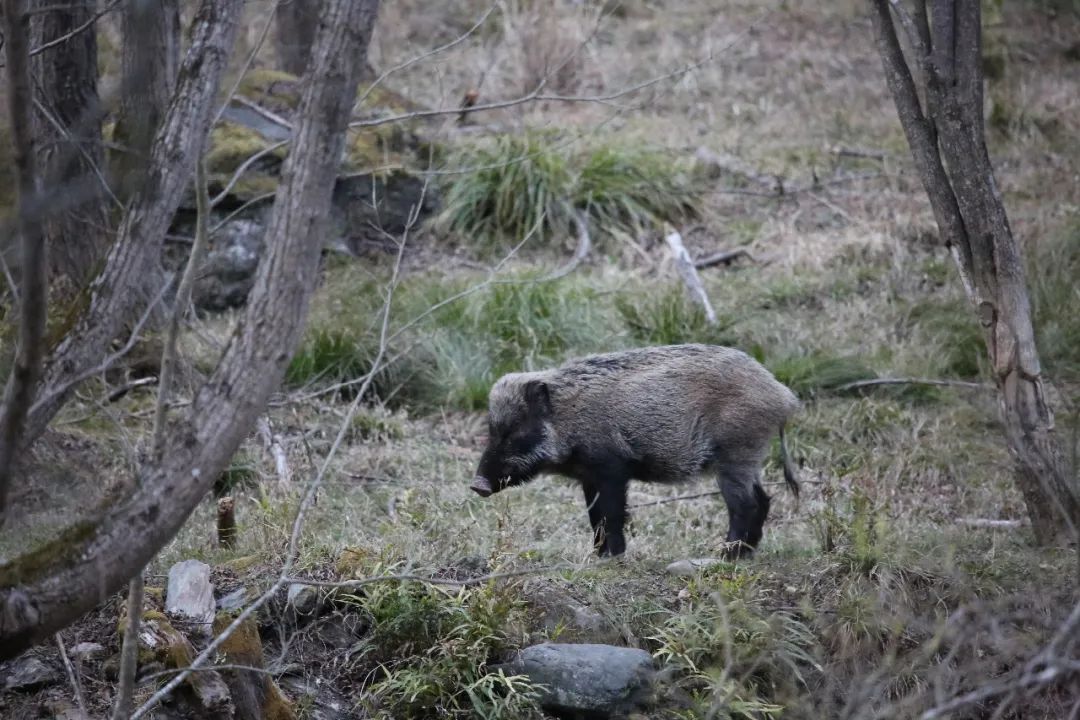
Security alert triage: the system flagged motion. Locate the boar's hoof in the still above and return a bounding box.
[720,540,755,560]
[469,477,494,497]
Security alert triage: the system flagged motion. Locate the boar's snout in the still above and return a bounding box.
[470,476,494,497]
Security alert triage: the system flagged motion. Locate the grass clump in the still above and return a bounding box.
[349,573,543,719]
[437,131,699,251]
[617,287,739,347]
[649,571,821,719]
[1030,218,1080,383]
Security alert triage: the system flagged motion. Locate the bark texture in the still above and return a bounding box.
[0,0,48,523]
[275,0,319,75]
[29,0,109,287]
[0,0,381,659]
[22,0,242,448]
[869,0,1079,544]
[114,0,180,197]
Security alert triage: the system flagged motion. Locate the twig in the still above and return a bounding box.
[835,377,992,392]
[55,633,86,716]
[25,0,124,58]
[256,417,290,489]
[280,564,580,591]
[230,95,293,132]
[694,248,753,269]
[830,145,888,160]
[665,229,718,325]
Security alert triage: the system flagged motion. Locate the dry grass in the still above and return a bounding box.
[4,1,1080,718]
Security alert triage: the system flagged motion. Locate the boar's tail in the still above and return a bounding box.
[778,423,800,502]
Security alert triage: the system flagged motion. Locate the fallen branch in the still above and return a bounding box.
[835,377,992,392]
[695,248,754,269]
[256,417,291,489]
[55,633,86,717]
[106,376,158,403]
[664,229,718,325]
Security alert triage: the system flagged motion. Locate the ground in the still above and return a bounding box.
[2,0,1079,718]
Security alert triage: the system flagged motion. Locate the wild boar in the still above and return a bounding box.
[469,344,800,557]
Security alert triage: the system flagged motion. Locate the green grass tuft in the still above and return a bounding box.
[437,132,700,251]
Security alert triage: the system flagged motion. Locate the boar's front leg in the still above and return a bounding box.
[582,476,629,557]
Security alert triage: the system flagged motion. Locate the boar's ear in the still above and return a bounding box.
[523,380,552,415]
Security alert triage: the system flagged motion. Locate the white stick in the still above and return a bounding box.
[664,230,717,325]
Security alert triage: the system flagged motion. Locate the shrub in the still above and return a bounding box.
[437,132,700,252]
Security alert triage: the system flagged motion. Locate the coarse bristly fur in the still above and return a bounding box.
[471,344,802,557]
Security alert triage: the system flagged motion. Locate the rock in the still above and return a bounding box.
[329,171,440,256]
[523,579,621,644]
[1,654,60,692]
[665,558,727,577]
[166,560,216,636]
[217,587,249,612]
[496,643,655,718]
[68,642,106,662]
[280,675,352,720]
[286,583,321,620]
[191,218,266,312]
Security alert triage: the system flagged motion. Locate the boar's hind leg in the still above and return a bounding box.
[582,478,629,557]
[717,464,770,558]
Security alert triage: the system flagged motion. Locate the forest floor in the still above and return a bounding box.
[3,1,1080,718]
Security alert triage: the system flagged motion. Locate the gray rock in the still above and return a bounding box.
[68,642,105,662]
[166,559,216,635]
[524,579,621,644]
[192,218,266,312]
[287,582,321,619]
[217,587,249,612]
[496,643,655,718]
[665,558,727,577]
[1,655,60,692]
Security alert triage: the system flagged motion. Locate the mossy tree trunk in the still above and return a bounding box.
[869,0,1080,546]
[0,0,381,659]
[29,0,109,290]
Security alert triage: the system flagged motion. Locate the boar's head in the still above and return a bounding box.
[471,377,556,497]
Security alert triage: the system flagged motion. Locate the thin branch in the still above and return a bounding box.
[27,0,123,57]
[280,564,580,591]
[230,95,292,132]
[629,490,724,509]
[835,377,992,392]
[0,0,48,525]
[695,248,754,269]
[210,140,287,207]
[55,633,86,716]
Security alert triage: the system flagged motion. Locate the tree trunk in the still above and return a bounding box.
[0,0,48,525]
[20,0,241,449]
[869,0,1079,545]
[29,0,109,289]
[0,0,381,660]
[114,0,180,198]
[275,0,319,75]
